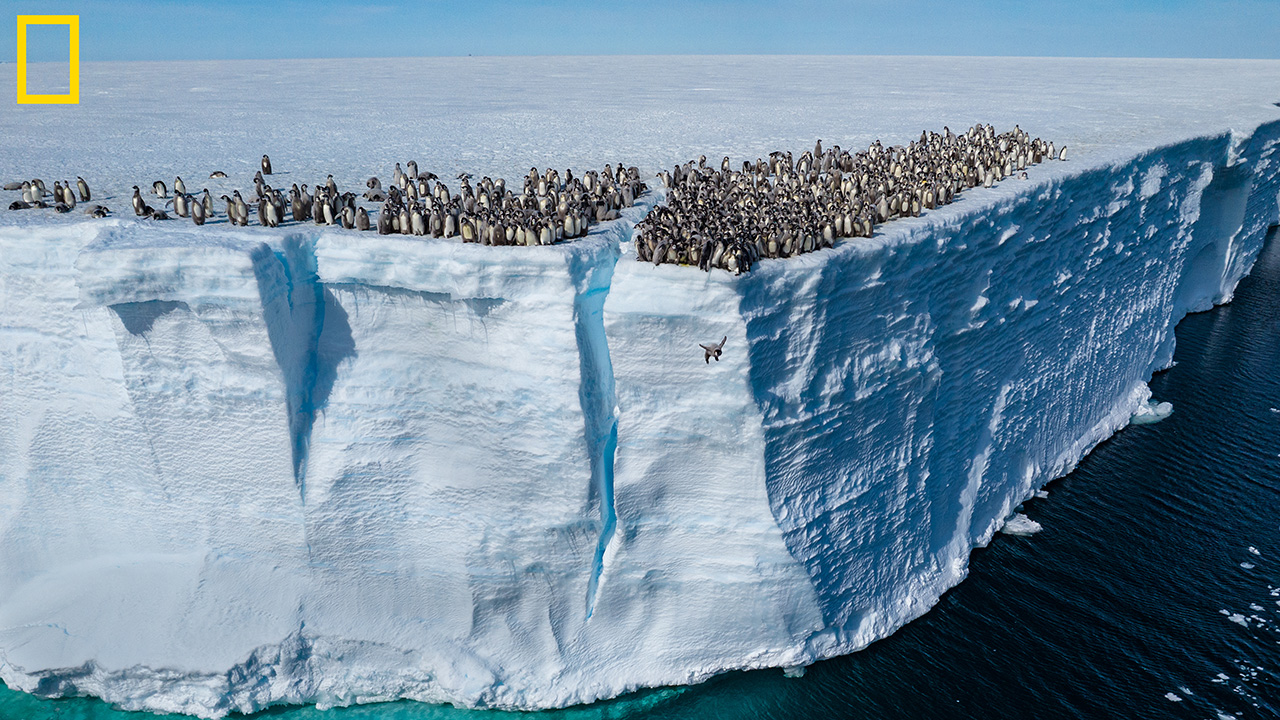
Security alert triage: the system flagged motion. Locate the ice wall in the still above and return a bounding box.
[2,121,1280,717]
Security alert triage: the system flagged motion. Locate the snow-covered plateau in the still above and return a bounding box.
[2,57,1280,717]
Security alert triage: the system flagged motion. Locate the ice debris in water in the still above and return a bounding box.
[1035,489,1049,499]
[1221,610,1250,627]
[1248,546,1260,556]
[1001,514,1042,536]
[1165,692,1183,702]
[1130,399,1173,425]
[1240,562,1256,569]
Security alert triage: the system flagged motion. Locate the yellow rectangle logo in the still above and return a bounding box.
[16,15,80,104]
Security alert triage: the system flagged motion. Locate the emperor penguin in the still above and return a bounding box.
[76,177,91,202]
[132,186,146,215]
[1058,146,1068,161]
[290,189,306,221]
[202,189,214,216]
[153,180,167,197]
[232,191,249,226]
[356,207,370,231]
[174,176,186,196]
[261,154,272,175]
[377,204,394,234]
[406,160,419,181]
[191,199,206,226]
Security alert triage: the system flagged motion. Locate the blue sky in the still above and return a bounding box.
[6,0,1280,62]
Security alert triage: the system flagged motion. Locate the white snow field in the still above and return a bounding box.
[2,56,1280,716]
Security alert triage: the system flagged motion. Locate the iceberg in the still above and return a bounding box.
[2,57,1280,717]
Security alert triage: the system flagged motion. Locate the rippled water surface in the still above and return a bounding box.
[4,229,1278,719]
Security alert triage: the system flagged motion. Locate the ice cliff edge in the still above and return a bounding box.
[2,122,1280,717]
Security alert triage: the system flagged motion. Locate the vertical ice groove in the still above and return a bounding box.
[576,194,660,619]
[252,235,331,496]
[572,239,622,620]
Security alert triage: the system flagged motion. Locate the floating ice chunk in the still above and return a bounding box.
[782,665,807,678]
[1178,686,1194,696]
[1130,399,1174,425]
[1035,489,1050,499]
[1224,612,1249,627]
[1248,546,1260,556]
[1240,562,1255,569]
[1001,514,1042,536]
[1165,692,1183,702]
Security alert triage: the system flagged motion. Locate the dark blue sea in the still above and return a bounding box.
[4,227,1278,720]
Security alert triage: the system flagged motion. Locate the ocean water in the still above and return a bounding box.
[3,229,1278,719]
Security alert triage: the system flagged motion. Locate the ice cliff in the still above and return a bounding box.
[2,122,1280,717]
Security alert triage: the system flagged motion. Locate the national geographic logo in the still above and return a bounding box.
[15,15,79,104]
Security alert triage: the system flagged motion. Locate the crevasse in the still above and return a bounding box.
[1,122,1279,717]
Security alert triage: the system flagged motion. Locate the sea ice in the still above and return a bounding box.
[1001,514,1043,537]
[1130,399,1174,425]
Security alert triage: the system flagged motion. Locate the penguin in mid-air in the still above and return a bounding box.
[700,336,727,364]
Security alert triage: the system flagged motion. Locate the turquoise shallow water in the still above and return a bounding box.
[4,227,1279,719]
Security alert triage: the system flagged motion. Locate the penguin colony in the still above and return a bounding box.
[5,127,1065,270]
[5,177,95,215]
[371,162,646,244]
[635,124,1066,274]
[3,154,647,247]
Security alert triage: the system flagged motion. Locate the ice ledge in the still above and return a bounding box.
[2,121,1280,717]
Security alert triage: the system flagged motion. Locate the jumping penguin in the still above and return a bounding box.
[700,336,727,363]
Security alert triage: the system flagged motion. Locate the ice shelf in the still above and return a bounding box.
[1,57,1280,717]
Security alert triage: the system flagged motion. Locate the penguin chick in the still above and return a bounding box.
[699,336,727,363]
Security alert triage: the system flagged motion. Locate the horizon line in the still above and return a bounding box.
[7,52,1280,64]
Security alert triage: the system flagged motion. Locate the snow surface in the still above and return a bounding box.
[1,57,1280,717]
